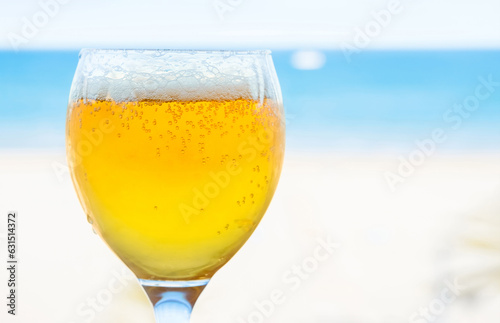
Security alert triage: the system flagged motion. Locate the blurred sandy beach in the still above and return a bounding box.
[2,149,500,323]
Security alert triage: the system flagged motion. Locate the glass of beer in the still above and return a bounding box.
[66,49,285,322]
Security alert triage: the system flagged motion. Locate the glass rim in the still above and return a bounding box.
[79,48,272,56]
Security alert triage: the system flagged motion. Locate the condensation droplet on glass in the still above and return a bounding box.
[235,219,253,232]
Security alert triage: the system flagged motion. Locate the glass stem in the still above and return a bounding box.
[140,279,209,323]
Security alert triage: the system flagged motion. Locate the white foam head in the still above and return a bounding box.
[70,49,281,103]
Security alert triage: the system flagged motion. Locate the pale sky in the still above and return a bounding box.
[0,0,499,50]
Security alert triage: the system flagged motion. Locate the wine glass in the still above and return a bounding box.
[66,49,285,322]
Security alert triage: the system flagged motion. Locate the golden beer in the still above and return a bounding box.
[67,98,284,280]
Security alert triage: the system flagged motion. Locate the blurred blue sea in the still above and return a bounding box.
[1,50,499,152]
